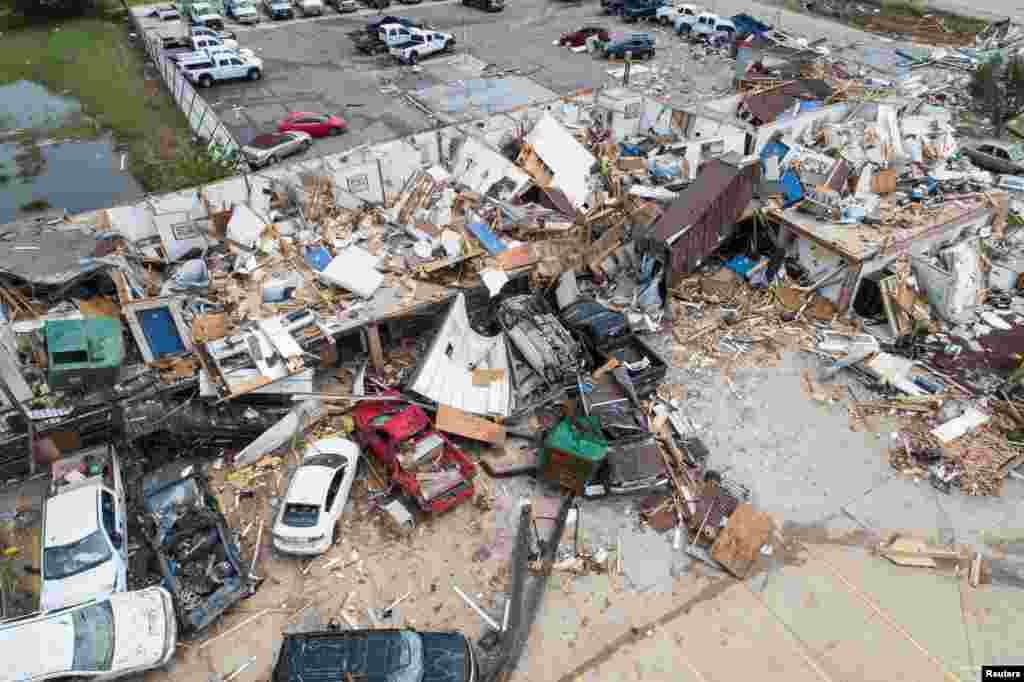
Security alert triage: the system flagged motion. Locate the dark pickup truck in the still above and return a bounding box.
[621,0,667,22]
[136,460,247,636]
[273,628,477,682]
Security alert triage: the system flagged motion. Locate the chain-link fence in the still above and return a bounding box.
[137,25,242,163]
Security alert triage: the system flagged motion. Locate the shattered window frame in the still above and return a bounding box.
[122,296,194,364]
[347,173,370,193]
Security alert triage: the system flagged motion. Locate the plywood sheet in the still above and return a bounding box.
[436,405,506,444]
[710,503,773,579]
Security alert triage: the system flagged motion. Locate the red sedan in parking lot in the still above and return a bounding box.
[277,112,348,138]
[559,25,610,47]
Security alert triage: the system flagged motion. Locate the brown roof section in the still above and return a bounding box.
[742,79,835,124]
[743,92,797,124]
[651,159,742,242]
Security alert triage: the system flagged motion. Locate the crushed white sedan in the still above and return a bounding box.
[0,586,177,681]
[272,437,360,556]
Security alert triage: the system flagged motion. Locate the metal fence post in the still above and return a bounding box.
[209,120,223,147]
[187,89,198,124]
[195,105,209,138]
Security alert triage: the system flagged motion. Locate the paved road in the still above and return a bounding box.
[514,352,1024,682]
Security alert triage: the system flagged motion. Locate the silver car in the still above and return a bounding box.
[242,131,312,168]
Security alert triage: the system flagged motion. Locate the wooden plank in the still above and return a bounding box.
[709,503,773,579]
[878,275,912,338]
[496,245,534,270]
[191,313,230,344]
[366,323,386,373]
[472,368,506,386]
[436,405,506,444]
[871,167,897,195]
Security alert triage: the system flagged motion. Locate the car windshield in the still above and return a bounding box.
[304,453,346,468]
[72,601,116,672]
[282,503,320,527]
[43,529,112,580]
[250,135,287,149]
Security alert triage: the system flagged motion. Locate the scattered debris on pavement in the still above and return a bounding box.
[4,6,1024,680]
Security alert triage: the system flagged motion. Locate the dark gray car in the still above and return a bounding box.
[962,140,1024,175]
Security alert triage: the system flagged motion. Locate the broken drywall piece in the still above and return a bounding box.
[520,112,596,209]
[319,246,384,298]
[481,269,509,297]
[226,203,267,250]
[912,239,982,325]
[234,399,324,467]
[980,311,1012,331]
[931,406,990,443]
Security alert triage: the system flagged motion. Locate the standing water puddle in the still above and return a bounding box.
[0,80,143,223]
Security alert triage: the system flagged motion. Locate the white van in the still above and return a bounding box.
[40,445,128,612]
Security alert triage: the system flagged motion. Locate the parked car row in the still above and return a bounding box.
[597,0,767,42]
[349,18,457,64]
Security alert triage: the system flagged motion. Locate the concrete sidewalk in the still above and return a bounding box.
[519,541,1024,682]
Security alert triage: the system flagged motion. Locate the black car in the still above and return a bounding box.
[137,460,247,636]
[273,628,477,682]
[602,0,626,14]
[365,15,422,34]
[463,0,503,10]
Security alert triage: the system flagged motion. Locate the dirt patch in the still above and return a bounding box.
[852,11,980,46]
[144,78,163,100]
[157,126,182,162]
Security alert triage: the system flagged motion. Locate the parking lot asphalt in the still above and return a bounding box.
[177,0,912,165]
[192,0,697,161]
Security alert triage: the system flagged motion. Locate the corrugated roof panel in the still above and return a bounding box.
[408,293,511,417]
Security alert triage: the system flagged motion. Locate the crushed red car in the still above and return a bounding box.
[559,25,610,47]
[352,398,476,514]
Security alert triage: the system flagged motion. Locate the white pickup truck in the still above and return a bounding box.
[181,50,264,87]
[389,28,455,64]
[187,0,225,29]
[657,2,697,25]
[167,34,239,62]
[293,0,323,15]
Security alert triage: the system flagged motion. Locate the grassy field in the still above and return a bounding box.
[0,9,232,191]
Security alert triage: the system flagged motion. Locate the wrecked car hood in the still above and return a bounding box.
[111,587,172,670]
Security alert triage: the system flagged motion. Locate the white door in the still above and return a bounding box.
[229,57,246,78]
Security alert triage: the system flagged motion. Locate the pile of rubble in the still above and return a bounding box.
[4,11,1024,679]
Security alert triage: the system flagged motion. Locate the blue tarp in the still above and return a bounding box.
[139,308,186,358]
[780,169,803,207]
[724,255,758,276]
[304,244,332,271]
[467,222,508,255]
